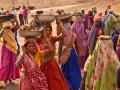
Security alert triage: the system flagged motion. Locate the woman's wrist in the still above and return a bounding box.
[45,38,49,42]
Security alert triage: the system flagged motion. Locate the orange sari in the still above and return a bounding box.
[37,35,68,90]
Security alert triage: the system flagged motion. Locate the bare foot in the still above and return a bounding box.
[4,80,7,84]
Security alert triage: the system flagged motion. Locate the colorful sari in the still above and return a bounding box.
[60,27,82,90]
[39,35,69,90]
[19,53,48,90]
[84,14,89,30]
[72,17,88,68]
[85,35,120,90]
[88,20,104,53]
[0,29,19,81]
[105,14,118,36]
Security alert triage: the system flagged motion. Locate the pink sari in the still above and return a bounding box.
[20,54,48,90]
[0,29,19,81]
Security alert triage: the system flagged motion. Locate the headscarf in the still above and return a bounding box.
[72,17,86,48]
[88,20,104,53]
[86,35,120,90]
[24,39,37,47]
[3,26,18,53]
[63,22,71,31]
[84,14,89,30]
[23,39,42,65]
[63,22,75,46]
[105,14,118,36]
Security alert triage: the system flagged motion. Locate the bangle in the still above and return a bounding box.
[46,38,49,42]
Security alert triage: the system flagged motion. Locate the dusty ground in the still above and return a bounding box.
[0,0,88,9]
[0,0,120,90]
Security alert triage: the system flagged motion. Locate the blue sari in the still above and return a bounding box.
[61,48,82,90]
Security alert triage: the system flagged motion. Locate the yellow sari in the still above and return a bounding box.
[3,29,18,53]
[35,51,44,66]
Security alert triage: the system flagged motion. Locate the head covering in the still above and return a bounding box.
[3,25,18,53]
[72,18,85,43]
[72,17,87,56]
[88,20,104,53]
[105,14,118,36]
[86,35,119,90]
[84,14,89,30]
[63,22,71,30]
[94,12,103,20]
[24,39,37,47]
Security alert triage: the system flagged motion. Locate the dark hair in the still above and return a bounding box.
[45,25,52,31]
[23,40,36,48]
[23,42,30,48]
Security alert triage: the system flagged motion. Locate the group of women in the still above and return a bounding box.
[0,5,120,90]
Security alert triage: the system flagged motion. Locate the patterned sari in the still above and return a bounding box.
[88,20,104,53]
[72,17,88,68]
[20,53,48,90]
[85,35,120,90]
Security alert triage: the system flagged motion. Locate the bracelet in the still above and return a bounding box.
[45,38,49,42]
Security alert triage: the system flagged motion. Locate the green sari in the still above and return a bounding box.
[85,35,120,90]
[105,15,118,36]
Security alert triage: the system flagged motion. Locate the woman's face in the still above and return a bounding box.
[45,27,52,37]
[26,42,38,54]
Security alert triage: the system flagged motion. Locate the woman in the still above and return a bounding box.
[16,33,50,90]
[59,22,82,90]
[37,17,69,90]
[30,15,41,30]
[105,14,118,36]
[88,11,94,29]
[84,14,89,31]
[19,6,24,26]
[82,35,119,90]
[10,18,20,56]
[0,20,20,84]
[88,13,104,53]
[72,16,88,69]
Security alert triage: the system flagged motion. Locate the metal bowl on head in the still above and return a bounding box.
[0,14,15,23]
[36,10,44,15]
[37,15,55,23]
[58,13,72,23]
[19,29,42,38]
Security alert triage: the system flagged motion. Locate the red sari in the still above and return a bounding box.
[37,35,69,90]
